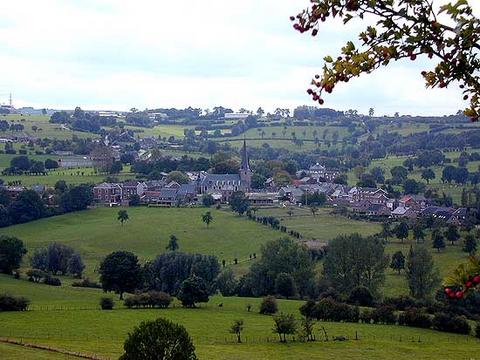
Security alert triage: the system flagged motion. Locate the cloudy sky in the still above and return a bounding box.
[0,0,478,115]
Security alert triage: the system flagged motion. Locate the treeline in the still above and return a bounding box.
[2,155,59,176]
[50,107,116,133]
[0,120,25,132]
[0,182,93,227]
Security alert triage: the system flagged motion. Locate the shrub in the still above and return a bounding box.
[259,296,278,315]
[359,308,374,324]
[371,305,397,324]
[72,278,102,289]
[432,312,471,335]
[26,269,47,283]
[299,300,316,318]
[383,295,416,310]
[0,294,29,311]
[100,297,114,310]
[119,318,197,360]
[148,291,172,308]
[318,287,341,301]
[347,286,374,307]
[398,308,432,329]
[311,298,359,323]
[43,275,61,286]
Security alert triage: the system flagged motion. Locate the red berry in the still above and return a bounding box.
[444,287,452,294]
[466,281,473,288]
[473,275,480,284]
[455,291,464,299]
[448,292,455,299]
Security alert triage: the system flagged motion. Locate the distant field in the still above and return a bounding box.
[0,275,478,360]
[0,166,135,186]
[0,114,98,140]
[0,207,285,278]
[121,123,194,139]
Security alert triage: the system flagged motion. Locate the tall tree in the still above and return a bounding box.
[406,246,440,299]
[99,251,142,299]
[463,234,477,255]
[413,223,426,244]
[230,191,249,216]
[394,222,409,243]
[421,168,435,184]
[432,229,446,252]
[445,224,460,245]
[0,235,27,274]
[390,251,405,275]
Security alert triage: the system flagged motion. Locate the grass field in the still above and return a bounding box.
[0,275,479,360]
[0,114,97,140]
[0,207,285,278]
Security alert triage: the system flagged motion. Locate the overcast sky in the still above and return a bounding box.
[0,0,478,115]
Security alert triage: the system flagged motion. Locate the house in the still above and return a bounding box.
[421,206,455,222]
[278,186,304,204]
[176,183,197,204]
[93,183,122,204]
[391,206,417,219]
[142,188,178,206]
[121,181,147,199]
[307,163,341,182]
[398,194,428,211]
[365,203,391,216]
[246,192,278,206]
[349,187,389,204]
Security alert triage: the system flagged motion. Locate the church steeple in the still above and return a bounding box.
[239,138,252,191]
[240,138,250,171]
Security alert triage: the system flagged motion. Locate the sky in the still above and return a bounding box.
[0,0,478,116]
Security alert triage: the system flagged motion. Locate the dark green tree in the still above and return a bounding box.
[230,191,249,216]
[177,275,209,308]
[463,234,477,255]
[413,223,426,244]
[99,251,142,299]
[272,313,297,343]
[120,318,197,360]
[275,273,297,299]
[406,246,440,299]
[202,211,213,228]
[394,222,409,243]
[215,269,238,297]
[390,251,405,274]
[166,235,179,251]
[0,235,27,274]
[432,230,446,252]
[117,210,129,226]
[445,225,460,245]
[421,168,435,184]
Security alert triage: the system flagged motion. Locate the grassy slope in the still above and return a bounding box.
[0,207,284,278]
[1,276,479,360]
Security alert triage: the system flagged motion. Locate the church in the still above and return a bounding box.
[197,139,252,201]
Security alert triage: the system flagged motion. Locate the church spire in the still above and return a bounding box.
[240,137,250,171]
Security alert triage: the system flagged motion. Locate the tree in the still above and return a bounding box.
[67,253,85,278]
[177,275,209,308]
[413,223,426,244]
[0,235,27,274]
[117,210,129,226]
[60,184,93,212]
[293,0,480,120]
[309,205,319,217]
[380,222,392,243]
[8,190,46,224]
[394,222,409,243]
[259,296,278,315]
[463,234,477,255]
[445,224,460,245]
[406,246,440,299]
[167,171,190,185]
[44,159,59,170]
[421,168,435,184]
[215,269,238,296]
[390,166,408,184]
[432,230,446,252]
[390,251,405,274]
[369,108,374,117]
[229,320,244,343]
[166,235,179,251]
[323,234,389,295]
[230,191,249,216]
[99,251,142,299]
[120,318,197,360]
[30,242,79,275]
[202,211,213,228]
[272,313,297,343]
[275,273,297,299]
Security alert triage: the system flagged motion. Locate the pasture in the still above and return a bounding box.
[0,275,479,360]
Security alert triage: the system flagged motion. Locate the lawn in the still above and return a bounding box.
[0,275,478,360]
[0,207,285,278]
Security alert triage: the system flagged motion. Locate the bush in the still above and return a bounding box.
[43,275,61,286]
[299,300,316,318]
[398,308,432,329]
[259,296,278,315]
[26,269,47,283]
[72,278,102,289]
[359,308,374,324]
[347,286,374,307]
[124,292,172,309]
[371,305,397,324]
[148,291,172,308]
[0,294,29,311]
[383,295,416,310]
[432,312,471,335]
[119,318,197,360]
[318,287,341,301]
[100,297,114,310]
[311,298,359,323]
